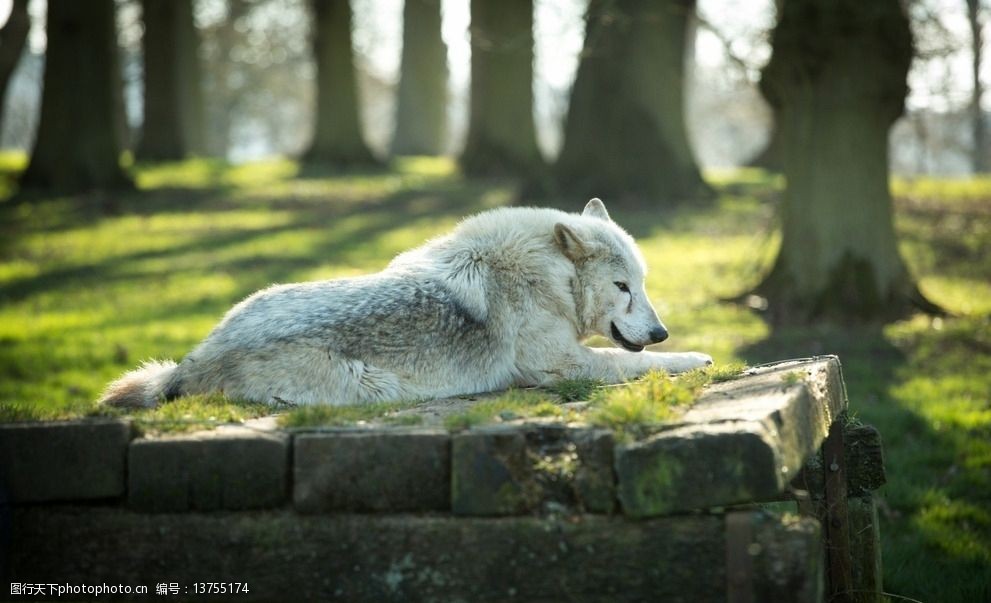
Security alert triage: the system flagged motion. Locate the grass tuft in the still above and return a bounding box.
[279,400,422,429]
[588,370,701,430]
[443,389,567,431]
[705,361,751,383]
[780,371,805,386]
[129,393,274,434]
[547,377,605,401]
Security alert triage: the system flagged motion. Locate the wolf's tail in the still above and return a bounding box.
[98,360,179,408]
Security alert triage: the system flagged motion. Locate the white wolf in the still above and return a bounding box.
[100,199,712,408]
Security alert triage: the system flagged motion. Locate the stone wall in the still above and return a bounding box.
[0,356,882,602]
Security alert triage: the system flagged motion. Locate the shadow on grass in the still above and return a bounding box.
[896,200,991,282]
[0,173,510,307]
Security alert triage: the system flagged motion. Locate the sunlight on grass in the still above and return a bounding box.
[917,276,991,315]
[703,167,784,189]
[707,361,751,382]
[0,150,27,170]
[892,174,991,202]
[547,377,604,402]
[443,389,568,431]
[1,163,990,601]
[0,398,101,422]
[588,368,714,430]
[130,393,276,434]
[134,157,299,190]
[915,492,991,564]
[279,400,424,428]
[393,155,458,177]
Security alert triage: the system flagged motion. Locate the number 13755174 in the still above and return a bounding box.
[193,582,249,595]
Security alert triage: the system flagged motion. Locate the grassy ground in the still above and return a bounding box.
[0,155,988,601]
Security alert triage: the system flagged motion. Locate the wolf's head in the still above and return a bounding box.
[554,199,669,352]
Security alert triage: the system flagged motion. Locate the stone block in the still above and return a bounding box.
[571,428,616,513]
[616,357,847,517]
[616,422,782,517]
[452,424,616,516]
[293,429,450,513]
[0,419,132,503]
[451,426,530,516]
[128,428,288,512]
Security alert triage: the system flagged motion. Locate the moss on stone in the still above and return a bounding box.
[625,454,684,513]
[781,371,805,386]
[443,389,571,431]
[588,370,699,431]
[131,393,274,435]
[279,400,422,429]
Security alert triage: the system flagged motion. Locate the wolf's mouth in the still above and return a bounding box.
[610,322,645,353]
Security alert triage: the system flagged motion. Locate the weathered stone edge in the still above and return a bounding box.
[614,357,849,517]
[1,357,859,516]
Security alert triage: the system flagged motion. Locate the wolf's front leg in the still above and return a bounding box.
[573,347,712,384]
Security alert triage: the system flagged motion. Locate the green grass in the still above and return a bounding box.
[279,400,423,428]
[0,156,988,601]
[129,393,276,434]
[584,364,749,434]
[780,370,804,386]
[588,370,700,431]
[547,377,605,401]
[443,388,569,431]
[704,360,750,383]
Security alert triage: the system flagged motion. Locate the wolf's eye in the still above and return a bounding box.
[614,281,630,293]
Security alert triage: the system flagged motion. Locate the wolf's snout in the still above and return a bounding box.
[649,326,669,343]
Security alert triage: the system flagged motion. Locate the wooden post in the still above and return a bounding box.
[791,420,886,603]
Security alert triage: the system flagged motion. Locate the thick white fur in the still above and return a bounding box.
[100,199,712,408]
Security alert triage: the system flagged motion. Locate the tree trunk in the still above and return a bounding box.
[176,0,205,156]
[967,0,988,173]
[112,40,132,153]
[554,0,709,203]
[459,0,544,178]
[21,0,132,192]
[745,122,782,171]
[751,0,939,322]
[136,0,203,160]
[303,0,378,167]
[744,0,783,172]
[391,0,448,156]
[0,0,30,137]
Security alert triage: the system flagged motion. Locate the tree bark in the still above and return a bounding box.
[554,0,709,203]
[391,0,448,156]
[303,0,378,167]
[745,122,782,171]
[744,0,783,172]
[967,0,988,173]
[21,0,132,192]
[459,0,544,178]
[136,0,204,160]
[176,0,205,156]
[751,0,939,322]
[0,0,29,138]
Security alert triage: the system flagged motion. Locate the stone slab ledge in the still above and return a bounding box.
[0,356,853,517]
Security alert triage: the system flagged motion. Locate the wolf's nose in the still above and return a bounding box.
[649,326,669,343]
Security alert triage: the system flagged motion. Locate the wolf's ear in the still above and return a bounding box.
[582,198,611,221]
[554,223,589,262]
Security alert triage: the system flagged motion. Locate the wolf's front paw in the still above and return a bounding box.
[664,352,713,373]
